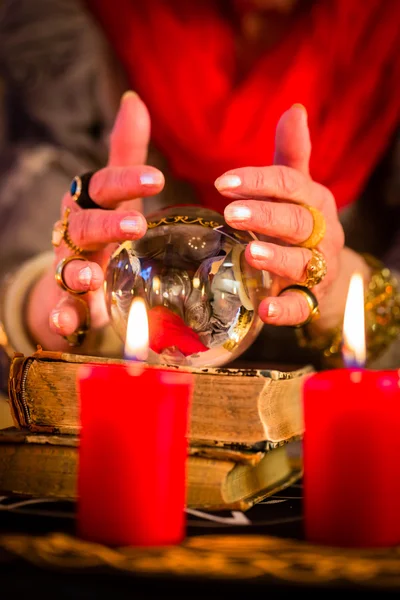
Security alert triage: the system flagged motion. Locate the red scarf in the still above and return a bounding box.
[87,0,399,212]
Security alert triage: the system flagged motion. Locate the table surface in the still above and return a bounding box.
[1,477,400,599]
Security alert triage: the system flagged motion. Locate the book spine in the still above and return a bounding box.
[8,354,30,429]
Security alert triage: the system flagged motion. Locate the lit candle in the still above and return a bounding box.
[303,272,400,548]
[342,272,366,369]
[77,298,194,547]
[125,297,148,362]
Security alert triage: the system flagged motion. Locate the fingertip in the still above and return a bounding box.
[258,298,280,323]
[224,203,252,225]
[62,260,103,294]
[244,242,263,269]
[291,103,308,121]
[87,262,104,290]
[119,90,150,122]
[215,174,242,191]
[279,103,309,132]
[121,90,138,103]
[109,91,151,166]
[139,168,165,190]
[49,307,79,336]
[244,243,253,264]
[247,241,274,263]
[274,103,311,175]
[118,89,150,124]
[119,213,148,238]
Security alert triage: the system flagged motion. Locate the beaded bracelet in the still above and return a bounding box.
[295,253,400,368]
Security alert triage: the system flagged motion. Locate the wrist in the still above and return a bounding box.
[0,252,54,358]
[0,252,54,393]
[311,247,371,333]
[296,251,400,368]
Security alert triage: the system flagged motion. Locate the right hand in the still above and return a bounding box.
[27,92,165,349]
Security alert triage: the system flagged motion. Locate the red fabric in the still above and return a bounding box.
[148,306,208,355]
[86,0,400,211]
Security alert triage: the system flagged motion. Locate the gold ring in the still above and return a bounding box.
[62,297,91,347]
[55,255,87,295]
[52,207,84,255]
[303,248,327,288]
[278,284,320,327]
[298,204,326,248]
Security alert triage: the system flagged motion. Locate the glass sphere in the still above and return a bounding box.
[104,206,271,367]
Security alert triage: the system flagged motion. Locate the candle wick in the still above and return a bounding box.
[125,356,147,376]
[342,343,365,370]
[125,347,148,363]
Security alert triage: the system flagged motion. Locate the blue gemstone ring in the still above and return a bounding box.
[70,172,102,210]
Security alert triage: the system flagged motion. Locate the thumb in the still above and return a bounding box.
[108,91,151,167]
[273,104,311,176]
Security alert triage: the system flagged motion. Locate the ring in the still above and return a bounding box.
[303,248,327,288]
[278,284,319,327]
[55,255,87,295]
[52,207,85,255]
[63,297,91,347]
[298,204,326,248]
[70,172,103,210]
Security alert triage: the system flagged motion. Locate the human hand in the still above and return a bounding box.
[215,104,346,330]
[27,92,165,348]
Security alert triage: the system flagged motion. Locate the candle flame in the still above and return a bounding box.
[124,297,149,362]
[342,272,366,368]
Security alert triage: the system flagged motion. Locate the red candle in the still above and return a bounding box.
[303,368,400,548]
[303,273,400,547]
[76,298,193,547]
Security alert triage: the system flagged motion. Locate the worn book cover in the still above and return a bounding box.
[8,348,314,445]
[0,428,302,511]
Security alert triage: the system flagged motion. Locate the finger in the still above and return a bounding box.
[62,166,164,213]
[67,209,147,251]
[62,259,104,294]
[224,199,314,243]
[215,164,321,205]
[258,292,312,327]
[87,165,164,208]
[245,241,313,283]
[49,297,85,337]
[273,104,311,176]
[108,91,151,167]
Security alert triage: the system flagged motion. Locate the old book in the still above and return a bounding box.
[8,348,313,445]
[0,428,302,511]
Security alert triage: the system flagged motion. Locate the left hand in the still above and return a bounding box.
[215,104,345,329]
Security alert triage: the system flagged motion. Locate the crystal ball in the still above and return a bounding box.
[104,206,271,367]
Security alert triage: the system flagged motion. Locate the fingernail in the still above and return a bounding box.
[249,242,274,260]
[51,311,62,329]
[120,216,144,234]
[267,302,279,317]
[292,103,308,119]
[139,172,164,186]
[224,205,252,221]
[215,175,242,190]
[121,90,137,102]
[78,266,92,286]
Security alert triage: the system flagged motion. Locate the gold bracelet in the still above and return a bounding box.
[295,320,343,368]
[295,253,400,368]
[363,253,400,362]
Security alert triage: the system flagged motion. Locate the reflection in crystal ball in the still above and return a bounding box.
[105,206,271,367]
